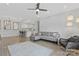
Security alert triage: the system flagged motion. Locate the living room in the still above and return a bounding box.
[1,3,79,56]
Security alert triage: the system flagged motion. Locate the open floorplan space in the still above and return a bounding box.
[1,3,79,56]
[0,36,66,56]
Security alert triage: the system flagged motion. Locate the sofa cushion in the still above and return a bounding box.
[59,38,69,47]
[66,42,79,49]
[68,36,79,42]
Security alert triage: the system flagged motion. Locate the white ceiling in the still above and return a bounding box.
[0,3,79,22]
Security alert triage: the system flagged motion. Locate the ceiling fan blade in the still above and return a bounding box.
[27,8,36,10]
[39,9,48,11]
[36,3,40,9]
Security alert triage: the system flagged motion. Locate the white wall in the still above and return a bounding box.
[40,14,66,38]
[40,8,79,38]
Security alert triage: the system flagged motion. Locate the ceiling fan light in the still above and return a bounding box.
[36,9,39,12]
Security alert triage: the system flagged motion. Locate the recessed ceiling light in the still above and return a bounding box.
[6,3,9,6]
[64,5,67,9]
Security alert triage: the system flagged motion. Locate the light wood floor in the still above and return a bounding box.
[0,36,66,56]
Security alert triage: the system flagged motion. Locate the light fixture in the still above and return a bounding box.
[67,22,72,26]
[6,3,9,5]
[36,9,39,12]
[64,5,67,9]
[76,16,79,23]
[67,15,74,21]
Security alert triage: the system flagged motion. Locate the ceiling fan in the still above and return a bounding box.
[27,3,48,15]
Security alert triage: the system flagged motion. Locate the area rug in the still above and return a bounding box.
[8,41,53,56]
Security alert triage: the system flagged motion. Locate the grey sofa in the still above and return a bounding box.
[59,36,79,49]
[30,32,60,42]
